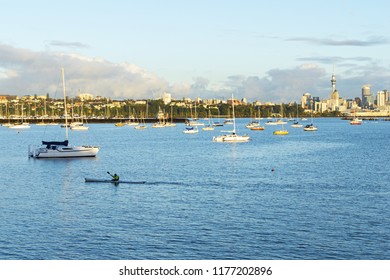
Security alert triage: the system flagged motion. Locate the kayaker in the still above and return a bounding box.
[110,173,119,181]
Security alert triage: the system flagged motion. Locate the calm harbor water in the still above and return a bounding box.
[0,118,389,260]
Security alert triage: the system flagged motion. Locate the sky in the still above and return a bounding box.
[1,0,390,102]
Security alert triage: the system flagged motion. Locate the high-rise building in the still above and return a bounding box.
[361,85,372,108]
[377,90,388,108]
[301,93,311,109]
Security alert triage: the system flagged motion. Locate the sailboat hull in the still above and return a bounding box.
[9,124,31,129]
[213,134,250,142]
[29,145,99,158]
[350,118,362,125]
[250,126,265,131]
[273,130,289,135]
[303,125,318,131]
[70,125,89,130]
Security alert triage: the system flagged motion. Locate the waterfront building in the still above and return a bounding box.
[78,92,94,101]
[329,90,340,111]
[227,98,240,106]
[162,92,172,105]
[362,85,373,108]
[202,99,213,106]
[301,93,311,109]
[376,90,388,108]
[317,100,328,113]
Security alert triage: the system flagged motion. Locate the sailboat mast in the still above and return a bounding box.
[62,68,69,141]
[232,94,236,134]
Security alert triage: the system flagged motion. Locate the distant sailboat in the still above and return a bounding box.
[151,106,166,128]
[273,104,288,135]
[134,111,147,130]
[202,108,215,131]
[188,103,204,126]
[165,105,177,127]
[303,101,317,131]
[249,107,264,130]
[183,126,199,134]
[29,68,99,158]
[127,108,140,126]
[69,101,89,130]
[350,110,362,125]
[213,94,250,142]
[291,104,303,128]
[9,103,31,130]
[135,103,148,130]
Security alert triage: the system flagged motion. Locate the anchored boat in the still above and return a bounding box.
[28,68,99,158]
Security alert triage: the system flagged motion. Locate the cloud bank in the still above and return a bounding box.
[0,44,168,99]
[1,44,389,102]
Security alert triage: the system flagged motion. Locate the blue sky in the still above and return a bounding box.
[1,0,389,102]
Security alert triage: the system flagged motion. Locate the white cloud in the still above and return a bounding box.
[0,44,168,99]
[213,65,328,102]
[1,44,390,102]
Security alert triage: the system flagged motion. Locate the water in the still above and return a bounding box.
[0,118,389,260]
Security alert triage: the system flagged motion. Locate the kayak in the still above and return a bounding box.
[85,178,146,184]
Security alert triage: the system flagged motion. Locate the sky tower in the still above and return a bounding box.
[331,66,336,93]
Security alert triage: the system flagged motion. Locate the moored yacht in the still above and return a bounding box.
[29,68,99,158]
[303,123,318,131]
[350,118,362,125]
[213,94,250,143]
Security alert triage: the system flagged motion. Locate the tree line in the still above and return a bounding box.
[0,98,341,119]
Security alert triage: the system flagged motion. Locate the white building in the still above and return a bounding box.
[162,92,172,105]
[301,93,311,109]
[78,93,94,101]
[377,90,388,108]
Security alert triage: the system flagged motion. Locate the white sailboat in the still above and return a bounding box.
[151,106,166,128]
[9,103,31,129]
[70,102,89,130]
[349,110,362,125]
[213,94,250,142]
[127,108,140,126]
[202,108,215,131]
[188,103,204,126]
[134,103,148,130]
[182,125,199,134]
[134,111,147,130]
[29,68,99,158]
[303,101,318,131]
[303,123,318,131]
[70,123,89,130]
[9,123,31,129]
[165,105,177,127]
[291,104,303,128]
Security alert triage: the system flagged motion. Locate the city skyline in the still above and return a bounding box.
[1,0,390,102]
